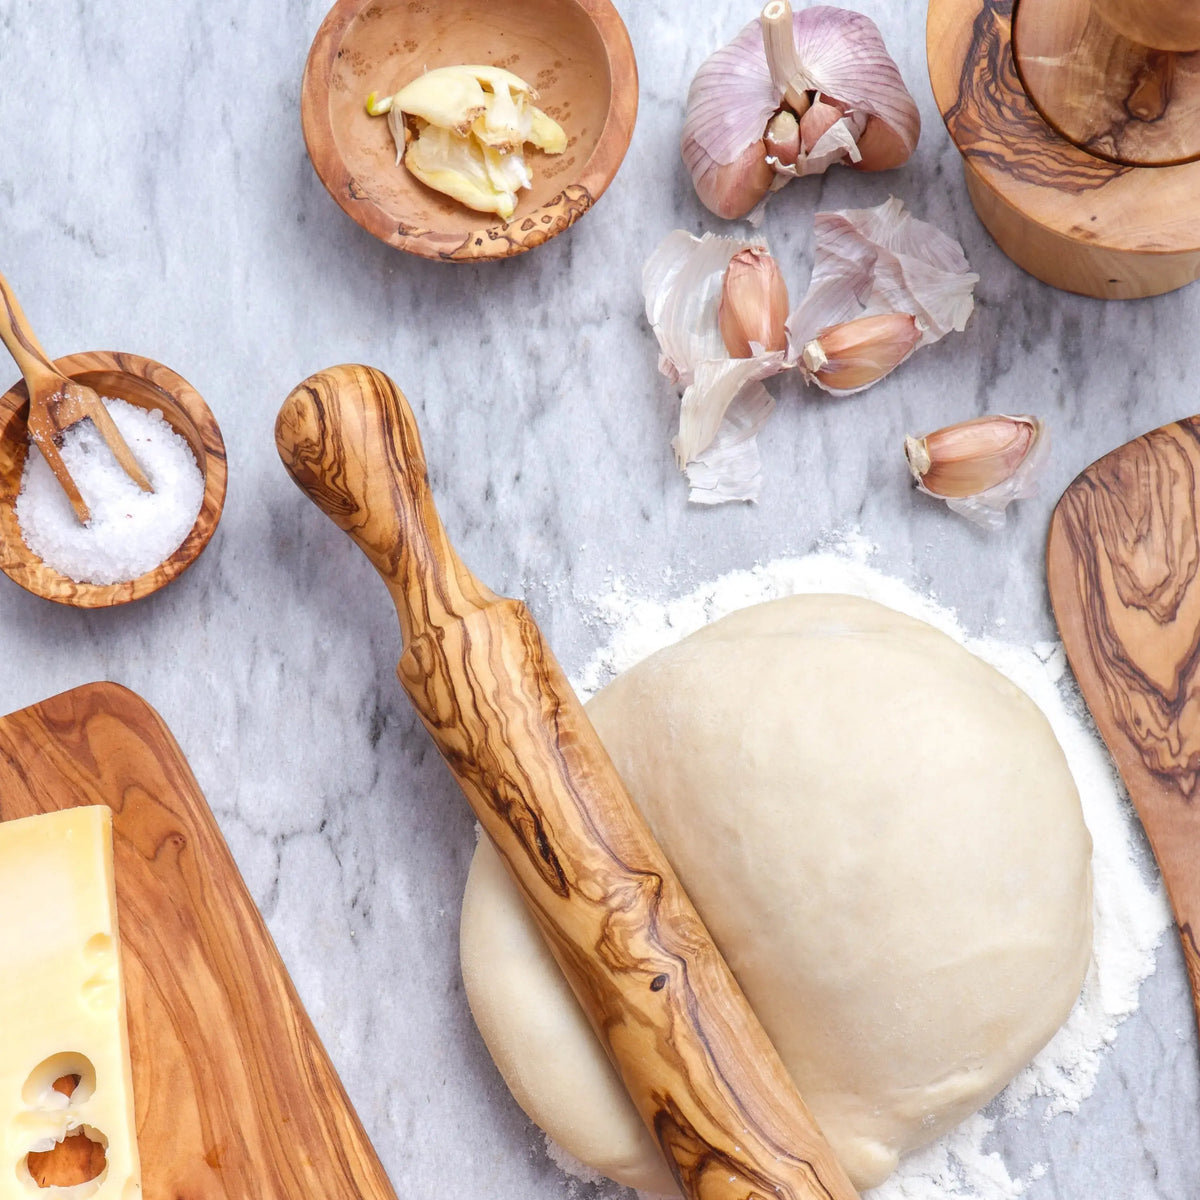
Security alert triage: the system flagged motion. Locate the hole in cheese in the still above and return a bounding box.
[24,1126,108,1189]
[21,1054,97,1108]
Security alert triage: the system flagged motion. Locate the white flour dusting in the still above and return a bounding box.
[557,533,1171,1200]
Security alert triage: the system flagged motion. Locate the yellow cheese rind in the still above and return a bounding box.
[0,806,142,1200]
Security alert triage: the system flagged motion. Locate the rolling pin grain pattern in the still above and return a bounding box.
[275,364,860,1200]
[1048,419,1200,1038]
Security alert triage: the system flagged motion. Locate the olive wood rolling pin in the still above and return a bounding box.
[275,364,858,1200]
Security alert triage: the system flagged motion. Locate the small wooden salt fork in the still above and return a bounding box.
[0,269,152,523]
[276,363,859,1200]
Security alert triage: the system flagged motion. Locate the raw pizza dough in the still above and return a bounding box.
[459,594,1094,1192]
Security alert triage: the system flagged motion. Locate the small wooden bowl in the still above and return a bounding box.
[0,351,227,608]
[300,0,638,262]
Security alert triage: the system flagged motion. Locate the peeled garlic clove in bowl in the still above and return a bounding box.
[681,0,920,220]
[365,65,567,220]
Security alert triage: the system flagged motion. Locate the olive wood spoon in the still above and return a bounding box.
[0,269,152,523]
[275,364,858,1200]
[1047,418,1200,1038]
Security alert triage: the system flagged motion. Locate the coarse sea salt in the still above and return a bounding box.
[16,397,205,585]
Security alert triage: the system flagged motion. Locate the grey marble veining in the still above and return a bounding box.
[1,0,1198,1196]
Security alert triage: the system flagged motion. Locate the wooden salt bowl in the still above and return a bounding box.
[300,0,638,262]
[0,351,226,607]
[928,0,1200,299]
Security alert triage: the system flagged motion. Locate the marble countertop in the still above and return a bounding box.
[1,1,1197,1196]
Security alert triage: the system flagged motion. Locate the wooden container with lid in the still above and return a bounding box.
[928,0,1200,298]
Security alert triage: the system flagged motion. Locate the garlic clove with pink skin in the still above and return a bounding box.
[853,114,913,172]
[800,98,847,155]
[643,229,790,504]
[800,313,921,391]
[687,139,776,221]
[906,416,1040,498]
[905,415,1050,529]
[718,248,790,358]
[681,1,919,219]
[787,198,979,395]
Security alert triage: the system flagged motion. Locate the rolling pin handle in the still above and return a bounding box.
[275,364,498,646]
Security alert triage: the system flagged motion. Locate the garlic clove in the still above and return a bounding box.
[786,199,978,393]
[799,97,845,153]
[643,230,765,385]
[367,64,565,218]
[373,67,489,136]
[718,247,789,358]
[905,416,1039,498]
[405,124,516,218]
[643,229,791,504]
[852,113,912,172]
[528,107,568,154]
[687,139,776,220]
[800,313,921,391]
[765,109,801,169]
[904,415,1049,529]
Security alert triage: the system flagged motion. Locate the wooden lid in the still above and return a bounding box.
[1014,0,1200,165]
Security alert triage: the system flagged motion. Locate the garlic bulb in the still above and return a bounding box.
[681,1,919,220]
[643,231,789,504]
[366,65,566,219]
[789,197,979,395]
[905,415,1049,529]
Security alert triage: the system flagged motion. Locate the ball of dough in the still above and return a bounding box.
[459,594,1093,1192]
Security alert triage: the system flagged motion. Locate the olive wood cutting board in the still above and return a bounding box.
[0,681,397,1200]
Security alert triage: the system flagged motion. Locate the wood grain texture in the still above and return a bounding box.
[0,269,152,523]
[1091,0,1200,52]
[1014,0,1200,165]
[275,364,859,1200]
[0,682,397,1200]
[1047,419,1200,1041]
[928,0,1200,298]
[0,351,226,607]
[300,0,638,262]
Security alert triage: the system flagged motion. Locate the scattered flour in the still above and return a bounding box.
[554,532,1172,1200]
[16,397,204,585]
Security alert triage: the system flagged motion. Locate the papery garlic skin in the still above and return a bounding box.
[367,65,566,218]
[681,3,920,219]
[789,198,978,395]
[719,248,790,358]
[643,230,791,503]
[905,415,1049,530]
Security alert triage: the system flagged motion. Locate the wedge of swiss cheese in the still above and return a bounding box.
[0,805,141,1199]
